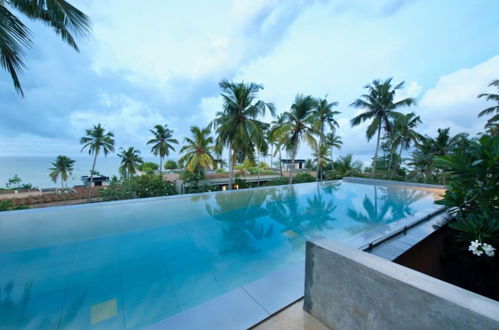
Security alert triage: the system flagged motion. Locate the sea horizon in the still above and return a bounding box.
[0,156,160,189]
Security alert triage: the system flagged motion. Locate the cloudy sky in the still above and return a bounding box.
[0,0,498,162]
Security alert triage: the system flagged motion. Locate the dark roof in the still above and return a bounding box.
[280,159,306,163]
[81,175,110,182]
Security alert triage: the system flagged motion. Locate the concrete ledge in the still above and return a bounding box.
[304,239,499,330]
[343,177,446,190]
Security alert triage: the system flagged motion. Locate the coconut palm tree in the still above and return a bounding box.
[1,0,90,95]
[118,147,143,178]
[311,97,340,181]
[269,114,286,177]
[274,94,316,184]
[179,126,215,176]
[210,80,274,190]
[335,154,363,177]
[311,140,330,180]
[325,131,342,175]
[147,124,178,175]
[80,124,115,201]
[477,79,499,135]
[350,78,416,177]
[389,112,423,179]
[49,155,75,190]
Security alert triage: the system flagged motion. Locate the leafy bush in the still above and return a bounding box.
[234,178,251,189]
[164,160,178,170]
[0,200,29,211]
[293,173,316,183]
[138,162,159,174]
[100,174,176,201]
[435,135,498,220]
[216,168,226,174]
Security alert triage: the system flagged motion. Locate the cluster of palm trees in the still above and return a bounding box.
[48,77,498,198]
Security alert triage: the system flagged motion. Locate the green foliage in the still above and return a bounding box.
[164,160,177,170]
[118,147,143,177]
[234,178,251,189]
[180,170,212,193]
[100,174,176,201]
[263,173,316,187]
[49,155,75,188]
[1,0,90,95]
[0,200,29,211]
[435,134,498,220]
[216,168,226,174]
[449,214,499,246]
[139,162,159,174]
[6,175,22,189]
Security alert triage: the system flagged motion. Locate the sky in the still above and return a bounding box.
[0,0,498,164]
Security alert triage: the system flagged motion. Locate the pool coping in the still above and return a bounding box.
[145,179,447,330]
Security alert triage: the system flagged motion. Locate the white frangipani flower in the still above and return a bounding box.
[482,243,496,257]
[468,240,496,257]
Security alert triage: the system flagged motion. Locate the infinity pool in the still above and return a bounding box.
[0,180,442,329]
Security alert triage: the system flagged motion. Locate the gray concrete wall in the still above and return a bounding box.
[304,239,499,330]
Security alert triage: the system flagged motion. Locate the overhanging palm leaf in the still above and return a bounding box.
[1,0,90,95]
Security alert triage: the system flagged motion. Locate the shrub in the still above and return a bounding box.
[138,162,159,174]
[0,200,29,211]
[293,173,316,183]
[100,174,176,201]
[164,160,178,170]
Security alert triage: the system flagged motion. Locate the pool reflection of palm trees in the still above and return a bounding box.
[206,189,273,254]
[266,184,338,247]
[347,185,430,226]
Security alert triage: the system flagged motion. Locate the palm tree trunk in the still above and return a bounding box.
[279,149,283,177]
[371,124,382,178]
[289,149,296,184]
[257,152,260,187]
[390,143,404,179]
[159,156,163,175]
[228,145,234,190]
[386,147,394,178]
[87,153,98,202]
[270,144,273,171]
[331,146,334,176]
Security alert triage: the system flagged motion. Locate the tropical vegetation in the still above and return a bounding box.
[49,155,75,190]
[147,124,178,175]
[1,0,90,95]
[80,123,115,201]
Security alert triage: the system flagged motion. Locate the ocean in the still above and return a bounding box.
[0,156,159,189]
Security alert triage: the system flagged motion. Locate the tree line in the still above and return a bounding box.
[47,77,498,199]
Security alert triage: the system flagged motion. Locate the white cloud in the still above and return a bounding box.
[417,55,499,136]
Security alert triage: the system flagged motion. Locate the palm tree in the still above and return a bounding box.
[389,112,423,179]
[179,126,215,176]
[269,114,286,177]
[147,124,178,175]
[80,124,115,201]
[325,131,342,175]
[1,0,90,95]
[311,140,330,180]
[118,147,143,178]
[477,79,499,135]
[311,97,340,181]
[274,94,316,184]
[335,154,363,177]
[350,78,416,177]
[210,80,274,190]
[49,155,75,190]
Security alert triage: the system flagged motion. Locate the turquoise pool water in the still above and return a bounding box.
[0,181,441,329]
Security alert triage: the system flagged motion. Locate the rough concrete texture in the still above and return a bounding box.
[304,239,499,330]
[252,299,330,330]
